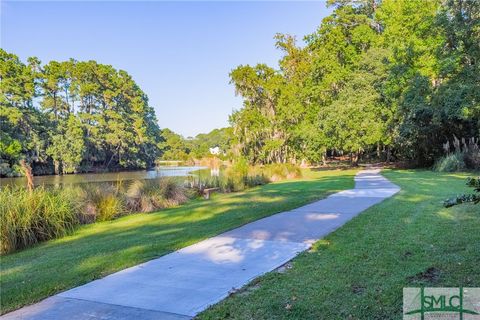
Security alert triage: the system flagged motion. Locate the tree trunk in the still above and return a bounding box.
[351,151,360,167]
[54,160,61,175]
[20,160,34,192]
[106,153,116,169]
[300,159,307,168]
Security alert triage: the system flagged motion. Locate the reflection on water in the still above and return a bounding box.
[0,166,207,188]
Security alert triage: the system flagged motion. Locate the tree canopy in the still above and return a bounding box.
[159,127,233,161]
[0,50,162,176]
[229,0,479,166]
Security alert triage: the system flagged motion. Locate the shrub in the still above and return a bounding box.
[438,136,480,171]
[201,163,299,192]
[262,163,302,181]
[190,162,300,193]
[464,150,480,170]
[244,174,269,187]
[0,163,302,255]
[126,178,188,212]
[0,187,79,254]
[0,177,192,255]
[433,152,466,172]
[230,157,249,178]
[221,176,237,192]
[0,162,21,177]
[159,178,188,205]
[188,164,270,193]
[444,177,480,207]
[77,184,125,222]
[97,193,124,221]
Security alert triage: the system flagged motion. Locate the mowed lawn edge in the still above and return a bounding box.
[0,168,357,314]
[198,169,480,320]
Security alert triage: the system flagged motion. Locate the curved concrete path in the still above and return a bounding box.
[2,169,399,320]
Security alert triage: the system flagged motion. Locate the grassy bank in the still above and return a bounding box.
[1,163,301,255]
[0,178,190,254]
[0,168,357,314]
[199,170,480,320]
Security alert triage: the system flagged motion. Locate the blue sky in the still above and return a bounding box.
[1,1,330,137]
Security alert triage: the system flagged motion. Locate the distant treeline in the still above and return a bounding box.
[1,50,163,176]
[228,0,479,166]
[159,127,233,161]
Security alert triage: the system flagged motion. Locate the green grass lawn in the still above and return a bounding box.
[0,168,357,314]
[198,170,480,320]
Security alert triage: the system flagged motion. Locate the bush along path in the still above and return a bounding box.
[2,169,399,320]
[444,176,480,207]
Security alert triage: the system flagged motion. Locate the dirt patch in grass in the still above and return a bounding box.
[407,267,442,285]
[351,284,365,295]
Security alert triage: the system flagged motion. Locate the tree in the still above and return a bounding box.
[46,115,85,174]
[188,127,233,159]
[0,49,49,175]
[229,64,286,164]
[1,50,163,176]
[159,129,190,161]
[40,61,71,120]
[2,0,479,173]
[229,0,478,167]
[323,48,392,165]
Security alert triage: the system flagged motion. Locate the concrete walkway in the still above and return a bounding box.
[2,169,399,320]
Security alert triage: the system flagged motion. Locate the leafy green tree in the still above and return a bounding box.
[274,34,326,164]
[229,64,286,164]
[229,0,478,167]
[46,115,85,174]
[434,0,480,133]
[159,129,191,161]
[40,61,71,120]
[188,127,233,159]
[323,48,392,165]
[2,0,479,174]
[0,49,49,175]
[1,50,163,176]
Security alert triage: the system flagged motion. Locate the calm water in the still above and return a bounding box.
[0,166,207,188]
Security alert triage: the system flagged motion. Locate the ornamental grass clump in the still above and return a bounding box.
[0,186,79,255]
[433,152,466,172]
[214,161,299,192]
[434,136,480,172]
[126,178,188,212]
[262,163,302,181]
[76,184,126,222]
[1,177,191,255]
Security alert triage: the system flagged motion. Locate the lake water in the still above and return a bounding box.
[0,166,207,188]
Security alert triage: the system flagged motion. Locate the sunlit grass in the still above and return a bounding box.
[0,168,357,314]
[199,169,480,320]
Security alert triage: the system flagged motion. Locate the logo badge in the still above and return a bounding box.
[404,287,480,319]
